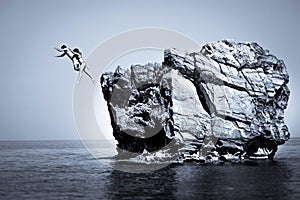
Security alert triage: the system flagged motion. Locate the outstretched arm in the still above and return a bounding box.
[55,52,66,57]
[54,47,68,57]
[54,47,63,52]
[54,48,66,57]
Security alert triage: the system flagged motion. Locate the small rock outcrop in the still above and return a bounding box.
[100,40,290,163]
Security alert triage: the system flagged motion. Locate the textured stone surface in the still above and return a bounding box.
[100,40,290,162]
[101,64,175,155]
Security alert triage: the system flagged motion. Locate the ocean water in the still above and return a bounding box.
[0,138,299,200]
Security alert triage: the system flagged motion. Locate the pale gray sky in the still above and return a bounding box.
[0,0,299,140]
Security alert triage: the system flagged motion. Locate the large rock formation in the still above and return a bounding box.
[100,40,290,163]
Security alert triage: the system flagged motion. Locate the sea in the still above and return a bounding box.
[0,138,299,200]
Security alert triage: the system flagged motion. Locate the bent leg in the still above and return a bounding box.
[76,65,84,85]
[83,64,96,84]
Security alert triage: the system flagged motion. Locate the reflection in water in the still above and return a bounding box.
[105,166,177,199]
[174,161,291,200]
[105,160,293,199]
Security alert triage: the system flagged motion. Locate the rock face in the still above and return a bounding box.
[100,40,290,162]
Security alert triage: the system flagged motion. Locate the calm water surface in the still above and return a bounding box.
[0,139,299,199]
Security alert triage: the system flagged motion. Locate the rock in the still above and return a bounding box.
[100,40,290,163]
[100,64,176,155]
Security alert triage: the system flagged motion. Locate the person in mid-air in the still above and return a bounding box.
[55,45,95,85]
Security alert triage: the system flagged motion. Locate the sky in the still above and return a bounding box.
[0,0,299,140]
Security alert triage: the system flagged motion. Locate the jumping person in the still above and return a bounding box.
[55,45,95,85]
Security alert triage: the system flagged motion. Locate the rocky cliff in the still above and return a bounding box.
[100,40,290,163]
